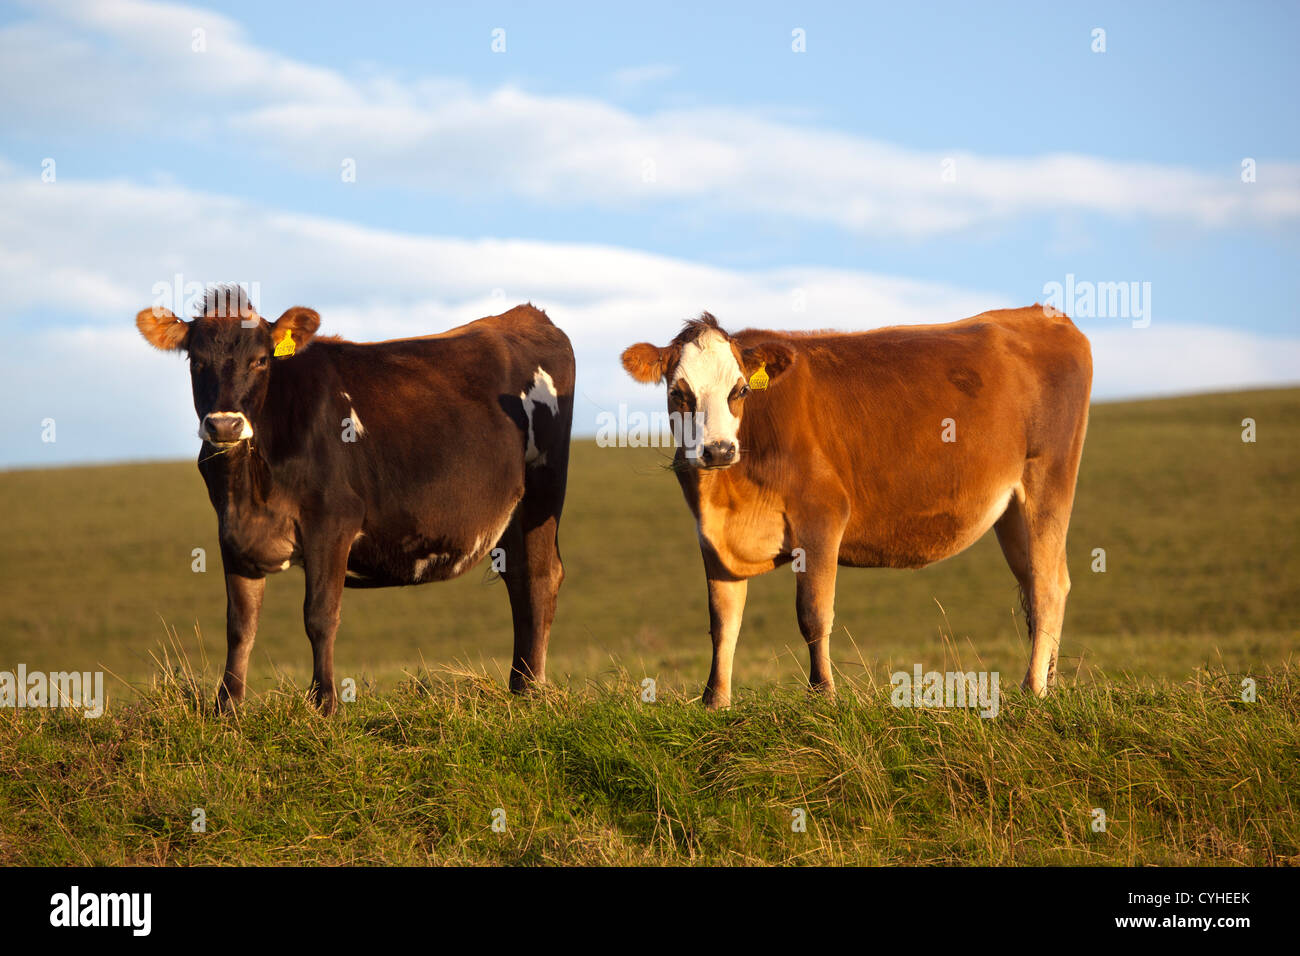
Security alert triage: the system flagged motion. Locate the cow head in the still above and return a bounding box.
[622,313,794,468]
[136,288,320,447]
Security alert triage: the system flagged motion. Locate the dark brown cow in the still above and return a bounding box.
[622,306,1091,708]
[138,288,574,713]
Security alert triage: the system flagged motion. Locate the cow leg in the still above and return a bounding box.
[500,510,564,693]
[703,576,747,709]
[795,548,839,698]
[302,533,352,715]
[501,465,567,693]
[1021,524,1070,695]
[217,570,264,713]
[994,494,1034,644]
[1018,469,1077,696]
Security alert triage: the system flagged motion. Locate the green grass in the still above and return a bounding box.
[0,386,1296,864]
[1,664,1295,865]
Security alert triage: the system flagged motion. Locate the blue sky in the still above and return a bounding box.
[1,0,1297,467]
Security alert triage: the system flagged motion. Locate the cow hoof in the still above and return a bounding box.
[702,690,730,711]
[215,687,241,716]
[1020,678,1049,698]
[809,680,836,700]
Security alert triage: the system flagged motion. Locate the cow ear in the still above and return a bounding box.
[741,342,795,386]
[621,342,673,384]
[136,306,190,352]
[271,307,320,354]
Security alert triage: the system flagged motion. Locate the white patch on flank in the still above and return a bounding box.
[410,504,519,582]
[520,366,558,466]
[413,553,453,579]
[672,329,743,457]
[341,391,365,438]
[278,560,290,571]
[452,505,518,576]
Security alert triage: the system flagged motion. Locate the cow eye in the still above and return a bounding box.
[736,385,751,399]
[252,355,268,369]
[191,359,206,372]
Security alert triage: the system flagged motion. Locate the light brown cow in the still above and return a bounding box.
[622,306,1092,708]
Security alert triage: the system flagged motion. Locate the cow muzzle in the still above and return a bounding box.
[697,440,738,468]
[201,412,253,445]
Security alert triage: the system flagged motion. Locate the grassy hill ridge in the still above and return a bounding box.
[1,665,1295,865]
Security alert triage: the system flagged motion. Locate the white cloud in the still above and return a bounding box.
[5,0,1298,237]
[1088,324,1300,400]
[0,168,1296,467]
[610,63,678,92]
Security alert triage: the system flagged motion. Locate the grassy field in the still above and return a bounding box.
[1,665,1295,865]
[0,387,1297,864]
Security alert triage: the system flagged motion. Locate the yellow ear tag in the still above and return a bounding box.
[274,331,295,357]
[748,362,769,391]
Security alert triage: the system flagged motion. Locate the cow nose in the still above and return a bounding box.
[700,440,737,466]
[203,413,248,443]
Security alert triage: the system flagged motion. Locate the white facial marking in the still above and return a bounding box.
[520,367,558,466]
[672,330,743,458]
